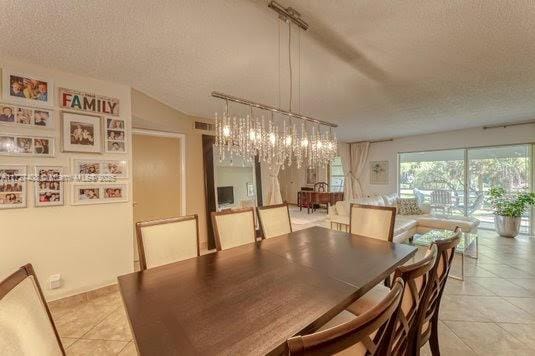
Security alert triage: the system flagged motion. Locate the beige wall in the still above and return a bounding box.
[131,89,212,248]
[0,59,133,300]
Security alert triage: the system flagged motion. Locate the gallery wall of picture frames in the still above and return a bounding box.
[0,66,130,209]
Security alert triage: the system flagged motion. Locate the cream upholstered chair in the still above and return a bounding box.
[350,204,397,242]
[0,264,65,356]
[136,215,200,270]
[212,207,256,251]
[257,203,292,239]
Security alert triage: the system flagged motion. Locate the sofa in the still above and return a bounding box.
[328,193,479,243]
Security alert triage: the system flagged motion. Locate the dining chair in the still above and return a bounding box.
[257,203,292,239]
[286,278,404,355]
[345,245,438,355]
[350,204,396,242]
[136,215,200,270]
[0,264,65,355]
[211,207,256,250]
[412,229,461,356]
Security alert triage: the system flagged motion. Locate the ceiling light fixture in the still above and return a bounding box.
[212,1,337,169]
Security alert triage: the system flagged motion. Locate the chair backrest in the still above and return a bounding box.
[287,278,404,355]
[257,203,292,239]
[0,264,65,355]
[412,229,460,352]
[384,245,438,355]
[430,190,451,204]
[350,204,396,242]
[136,215,200,270]
[314,182,328,192]
[211,207,256,251]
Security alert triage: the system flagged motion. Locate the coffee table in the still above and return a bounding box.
[407,229,478,280]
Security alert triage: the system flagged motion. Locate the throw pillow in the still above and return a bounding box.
[397,198,423,215]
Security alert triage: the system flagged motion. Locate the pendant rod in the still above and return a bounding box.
[211,91,337,128]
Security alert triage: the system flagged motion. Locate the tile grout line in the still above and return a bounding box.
[72,303,122,342]
[117,341,132,355]
[439,319,478,354]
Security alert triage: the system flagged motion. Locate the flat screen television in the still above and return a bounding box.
[217,186,234,205]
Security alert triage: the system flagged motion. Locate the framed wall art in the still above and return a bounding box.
[0,103,54,129]
[0,134,54,157]
[0,165,27,209]
[2,68,54,107]
[72,183,128,205]
[105,117,127,153]
[34,166,64,207]
[306,167,317,185]
[370,160,389,185]
[72,159,128,179]
[61,112,102,153]
[246,182,254,197]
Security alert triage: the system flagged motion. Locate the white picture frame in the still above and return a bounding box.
[0,165,27,209]
[370,160,389,185]
[0,133,55,157]
[62,112,102,153]
[104,117,127,153]
[72,183,128,205]
[34,166,64,207]
[2,68,54,107]
[0,103,55,129]
[72,159,128,180]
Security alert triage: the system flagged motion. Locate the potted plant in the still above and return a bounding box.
[488,187,535,238]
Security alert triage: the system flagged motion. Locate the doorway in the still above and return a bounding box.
[132,129,186,265]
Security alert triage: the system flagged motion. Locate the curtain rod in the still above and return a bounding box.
[483,120,535,130]
[211,91,338,128]
[348,138,394,144]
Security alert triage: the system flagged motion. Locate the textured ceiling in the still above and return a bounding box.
[1,0,535,141]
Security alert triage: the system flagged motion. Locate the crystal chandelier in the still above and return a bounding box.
[212,1,337,169]
[214,95,337,169]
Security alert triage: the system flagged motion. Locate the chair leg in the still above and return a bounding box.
[429,314,441,356]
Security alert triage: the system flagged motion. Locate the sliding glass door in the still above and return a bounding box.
[399,144,532,233]
[467,145,531,233]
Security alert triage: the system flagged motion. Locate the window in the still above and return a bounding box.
[330,156,344,192]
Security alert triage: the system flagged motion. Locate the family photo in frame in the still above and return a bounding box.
[35,166,64,207]
[0,103,54,129]
[2,68,54,107]
[62,112,102,153]
[72,183,128,205]
[0,165,27,209]
[0,134,54,157]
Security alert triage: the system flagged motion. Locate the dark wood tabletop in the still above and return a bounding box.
[118,226,417,356]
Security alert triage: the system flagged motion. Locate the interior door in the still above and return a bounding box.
[133,132,182,264]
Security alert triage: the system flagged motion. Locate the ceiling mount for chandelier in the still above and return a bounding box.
[212,1,337,169]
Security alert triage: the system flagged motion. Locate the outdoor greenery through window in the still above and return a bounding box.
[399,145,532,233]
[330,156,344,192]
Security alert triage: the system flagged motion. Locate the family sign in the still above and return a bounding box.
[59,88,120,116]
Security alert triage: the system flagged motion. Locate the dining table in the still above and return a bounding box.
[118,226,417,356]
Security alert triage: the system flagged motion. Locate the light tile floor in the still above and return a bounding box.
[48,209,535,355]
